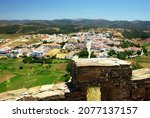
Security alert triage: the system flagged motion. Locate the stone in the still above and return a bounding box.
[21,92,29,96]
[28,86,41,95]
[40,84,54,92]
[132,87,146,100]
[0,88,28,101]
[18,96,37,101]
[132,68,150,81]
[33,90,64,100]
[72,58,132,88]
[145,88,150,100]
[111,87,131,101]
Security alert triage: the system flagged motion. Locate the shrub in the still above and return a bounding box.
[142,46,148,55]
[78,48,89,58]
[120,41,130,48]
[66,60,72,73]
[117,52,127,60]
[108,50,116,56]
[63,73,70,82]
[126,50,134,56]
[131,61,143,70]
[90,52,96,58]
[137,50,142,55]
[19,66,23,69]
[22,57,52,64]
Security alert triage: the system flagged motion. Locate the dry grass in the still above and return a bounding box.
[8,37,41,47]
[47,49,61,57]
[0,74,15,83]
[50,63,68,71]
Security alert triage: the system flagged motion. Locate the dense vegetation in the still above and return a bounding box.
[120,40,139,48]
[1,19,150,30]
[22,57,53,64]
[0,24,88,34]
[0,25,20,34]
[1,19,150,35]
[122,30,150,39]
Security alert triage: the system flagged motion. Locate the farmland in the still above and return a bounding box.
[0,57,70,93]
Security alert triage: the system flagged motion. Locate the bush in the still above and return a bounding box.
[63,73,70,82]
[117,52,127,60]
[66,60,72,73]
[19,66,23,69]
[23,57,52,64]
[126,50,134,56]
[142,46,148,55]
[22,57,33,63]
[78,48,89,58]
[137,50,142,55]
[90,52,96,58]
[108,50,116,56]
[120,40,135,48]
[131,61,143,70]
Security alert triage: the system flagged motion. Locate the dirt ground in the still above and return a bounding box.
[0,74,15,83]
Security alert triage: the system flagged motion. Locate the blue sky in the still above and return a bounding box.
[0,0,149,21]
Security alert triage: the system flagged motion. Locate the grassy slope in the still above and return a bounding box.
[127,52,150,68]
[126,40,150,68]
[0,58,69,93]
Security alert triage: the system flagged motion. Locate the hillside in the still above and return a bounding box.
[0,19,150,35]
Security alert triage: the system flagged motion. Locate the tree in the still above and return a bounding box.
[137,50,141,55]
[142,46,148,55]
[131,61,143,70]
[120,41,130,48]
[122,29,150,39]
[108,50,116,56]
[22,57,52,64]
[60,41,66,48]
[23,57,33,63]
[126,50,134,56]
[66,60,72,73]
[117,52,127,60]
[63,73,70,82]
[43,40,47,44]
[19,66,23,69]
[0,25,20,34]
[90,52,96,58]
[78,48,89,58]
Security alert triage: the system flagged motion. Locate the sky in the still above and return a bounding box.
[0,0,149,21]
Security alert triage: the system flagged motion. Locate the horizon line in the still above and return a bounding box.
[0,18,150,22]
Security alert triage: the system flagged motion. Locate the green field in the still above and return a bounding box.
[0,58,70,93]
[127,51,150,68]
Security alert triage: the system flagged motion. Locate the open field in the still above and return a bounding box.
[127,51,150,68]
[127,40,150,68]
[0,34,21,39]
[0,58,69,93]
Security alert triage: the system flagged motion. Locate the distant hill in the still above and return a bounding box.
[0,19,150,34]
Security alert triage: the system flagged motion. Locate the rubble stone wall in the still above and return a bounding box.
[71,59,150,101]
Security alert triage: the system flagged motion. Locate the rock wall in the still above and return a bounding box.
[71,58,150,101]
[131,68,150,101]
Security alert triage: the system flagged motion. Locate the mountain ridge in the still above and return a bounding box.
[0,19,150,34]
